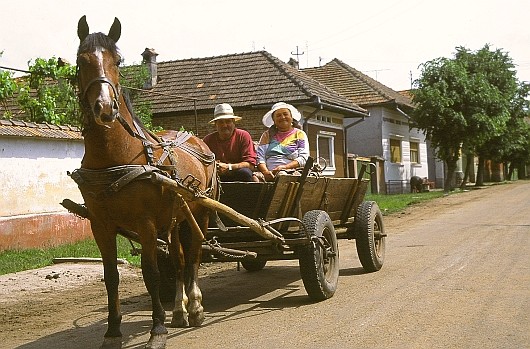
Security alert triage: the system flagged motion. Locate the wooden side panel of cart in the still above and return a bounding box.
[217,174,370,226]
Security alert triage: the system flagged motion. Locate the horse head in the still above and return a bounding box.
[76,15,122,127]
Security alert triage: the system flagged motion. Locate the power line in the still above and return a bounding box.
[0,65,30,73]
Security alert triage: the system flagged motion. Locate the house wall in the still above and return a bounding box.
[0,136,91,251]
[345,106,429,193]
[306,120,346,177]
[345,107,383,156]
[154,108,269,141]
[381,108,429,192]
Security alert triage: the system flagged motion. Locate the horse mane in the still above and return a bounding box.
[121,88,148,131]
[77,32,121,57]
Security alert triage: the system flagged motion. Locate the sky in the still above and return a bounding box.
[1,0,529,91]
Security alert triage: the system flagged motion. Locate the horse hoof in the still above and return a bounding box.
[188,311,205,327]
[100,336,122,349]
[169,315,189,328]
[146,332,167,349]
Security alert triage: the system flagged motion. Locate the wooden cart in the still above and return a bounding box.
[152,157,387,302]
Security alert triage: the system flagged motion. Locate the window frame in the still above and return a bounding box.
[389,138,402,163]
[316,132,336,173]
[409,141,420,164]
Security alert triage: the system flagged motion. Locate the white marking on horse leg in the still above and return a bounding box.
[187,281,204,327]
[170,281,189,327]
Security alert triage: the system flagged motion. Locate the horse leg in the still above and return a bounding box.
[91,224,123,349]
[169,224,190,327]
[183,208,207,327]
[139,227,168,349]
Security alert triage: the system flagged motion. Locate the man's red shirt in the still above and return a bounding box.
[203,128,257,166]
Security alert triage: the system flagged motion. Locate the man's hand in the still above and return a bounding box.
[217,161,230,174]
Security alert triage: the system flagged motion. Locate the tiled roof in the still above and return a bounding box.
[142,51,367,117]
[0,119,82,140]
[302,59,414,109]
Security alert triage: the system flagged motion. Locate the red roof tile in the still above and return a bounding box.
[143,51,367,117]
[302,59,414,109]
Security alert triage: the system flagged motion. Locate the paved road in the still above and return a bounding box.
[4,181,529,349]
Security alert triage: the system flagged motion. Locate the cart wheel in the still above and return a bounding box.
[157,250,177,302]
[241,259,267,272]
[299,210,339,301]
[354,201,386,272]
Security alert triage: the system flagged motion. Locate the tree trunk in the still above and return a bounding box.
[507,162,514,181]
[475,156,485,186]
[444,159,458,192]
[517,162,527,179]
[460,152,474,189]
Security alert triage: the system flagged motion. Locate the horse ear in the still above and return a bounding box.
[108,17,121,43]
[78,15,89,41]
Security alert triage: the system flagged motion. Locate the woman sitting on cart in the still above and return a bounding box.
[256,102,309,182]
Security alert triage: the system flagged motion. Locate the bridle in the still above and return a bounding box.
[80,75,121,116]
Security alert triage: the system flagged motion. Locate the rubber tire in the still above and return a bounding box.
[299,210,339,301]
[157,250,177,303]
[241,259,267,272]
[354,201,386,272]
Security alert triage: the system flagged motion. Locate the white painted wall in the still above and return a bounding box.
[0,137,84,216]
[381,108,429,183]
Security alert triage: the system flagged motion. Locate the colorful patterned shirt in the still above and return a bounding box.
[256,128,309,169]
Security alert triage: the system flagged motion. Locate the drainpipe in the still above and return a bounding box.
[396,106,410,119]
[344,116,367,177]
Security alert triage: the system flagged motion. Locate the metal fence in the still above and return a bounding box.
[385,180,409,195]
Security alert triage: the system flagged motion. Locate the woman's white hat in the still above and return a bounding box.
[209,103,242,123]
[262,102,302,128]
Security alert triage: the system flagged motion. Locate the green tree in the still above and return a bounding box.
[17,57,80,126]
[0,52,18,118]
[120,64,158,131]
[411,44,524,191]
[480,82,530,180]
[4,56,155,130]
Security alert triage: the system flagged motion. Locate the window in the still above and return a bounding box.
[390,138,402,163]
[410,141,419,163]
[317,133,335,171]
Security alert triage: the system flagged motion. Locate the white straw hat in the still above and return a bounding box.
[262,102,302,128]
[209,103,242,123]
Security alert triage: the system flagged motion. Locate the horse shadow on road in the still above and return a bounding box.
[13,261,330,349]
[14,244,371,349]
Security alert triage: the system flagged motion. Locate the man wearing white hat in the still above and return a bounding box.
[203,103,257,182]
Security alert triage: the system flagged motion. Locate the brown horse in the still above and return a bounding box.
[74,15,216,349]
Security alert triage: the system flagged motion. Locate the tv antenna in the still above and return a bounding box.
[291,46,305,62]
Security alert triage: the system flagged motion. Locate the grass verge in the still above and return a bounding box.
[0,235,141,275]
[366,190,446,215]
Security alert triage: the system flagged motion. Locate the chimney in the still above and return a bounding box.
[288,58,299,69]
[141,48,158,89]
